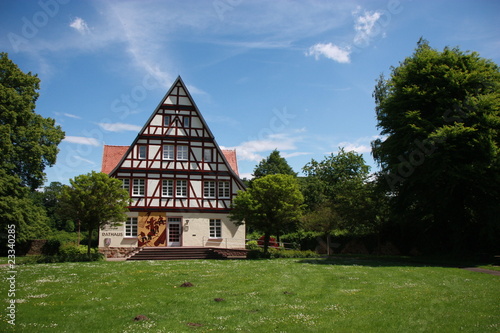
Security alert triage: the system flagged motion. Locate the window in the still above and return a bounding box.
[125,217,138,237]
[162,179,173,197]
[177,146,188,160]
[121,179,130,193]
[203,149,212,162]
[138,146,147,159]
[210,219,221,238]
[132,179,145,196]
[183,116,190,127]
[163,145,174,160]
[204,181,216,198]
[164,115,171,126]
[219,181,231,198]
[176,180,187,197]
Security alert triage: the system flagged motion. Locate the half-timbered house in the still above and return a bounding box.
[98,77,246,258]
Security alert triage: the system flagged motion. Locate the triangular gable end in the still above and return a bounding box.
[109,76,244,188]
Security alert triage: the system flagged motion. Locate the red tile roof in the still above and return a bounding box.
[221,149,239,176]
[101,145,129,174]
[101,145,240,176]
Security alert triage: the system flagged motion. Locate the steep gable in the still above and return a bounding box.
[101,76,245,213]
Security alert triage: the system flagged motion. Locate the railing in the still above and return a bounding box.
[201,237,246,249]
[245,239,297,250]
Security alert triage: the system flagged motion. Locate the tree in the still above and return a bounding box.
[371,39,500,254]
[58,172,130,255]
[230,174,304,252]
[302,148,377,234]
[301,202,339,255]
[0,169,51,246]
[0,53,64,190]
[253,149,297,179]
[32,182,74,231]
[0,53,64,246]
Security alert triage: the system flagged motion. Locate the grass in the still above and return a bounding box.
[1,257,499,332]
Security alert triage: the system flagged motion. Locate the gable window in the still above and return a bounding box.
[125,217,138,237]
[138,146,147,159]
[163,145,174,160]
[203,149,212,162]
[219,181,231,198]
[204,181,216,198]
[209,219,221,238]
[132,179,145,196]
[121,179,130,193]
[162,179,174,197]
[164,115,171,126]
[177,146,188,160]
[183,116,190,127]
[176,180,187,197]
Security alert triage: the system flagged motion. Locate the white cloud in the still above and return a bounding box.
[353,9,382,46]
[97,122,142,132]
[63,113,82,119]
[306,43,351,63]
[221,131,304,162]
[337,142,372,154]
[335,135,383,155]
[69,17,90,34]
[63,136,100,146]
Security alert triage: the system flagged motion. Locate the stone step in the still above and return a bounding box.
[126,247,248,261]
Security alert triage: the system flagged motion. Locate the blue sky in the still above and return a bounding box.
[1,0,499,184]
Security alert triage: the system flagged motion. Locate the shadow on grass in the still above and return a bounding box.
[296,254,499,269]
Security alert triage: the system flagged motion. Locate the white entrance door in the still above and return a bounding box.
[167,218,182,246]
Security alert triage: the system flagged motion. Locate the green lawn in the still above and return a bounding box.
[1,258,499,332]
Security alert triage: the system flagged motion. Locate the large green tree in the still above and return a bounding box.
[371,39,500,254]
[58,172,130,255]
[0,53,64,246]
[230,174,303,252]
[302,148,378,235]
[0,53,64,190]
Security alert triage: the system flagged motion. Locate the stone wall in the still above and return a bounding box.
[99,247,140,259]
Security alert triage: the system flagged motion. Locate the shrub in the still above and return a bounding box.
[41,239,61,255]
[268,248,320,259]
[246,240,260,250]
[246,247,320,259]
[281,231,322,251]
[60,244,97,256]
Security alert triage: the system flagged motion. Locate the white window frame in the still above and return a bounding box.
[162,179,174,197]
[183,116,190,127]
[132,179,145,196]
[218,181,231,198]
[138,146,147,159]
[176,180,187,197]
[177,146,188,160]
[125,217,138,237]
[163,145,175,160]
[204,181,216,198]
[209,219,222,238]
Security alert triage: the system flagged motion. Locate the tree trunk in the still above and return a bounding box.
[87,228,93,257]
[263,232,271,253]
[326,232,331,256]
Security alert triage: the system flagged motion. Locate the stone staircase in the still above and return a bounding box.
[126,247,247,261]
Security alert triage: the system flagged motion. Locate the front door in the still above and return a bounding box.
[167,218,182,246]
